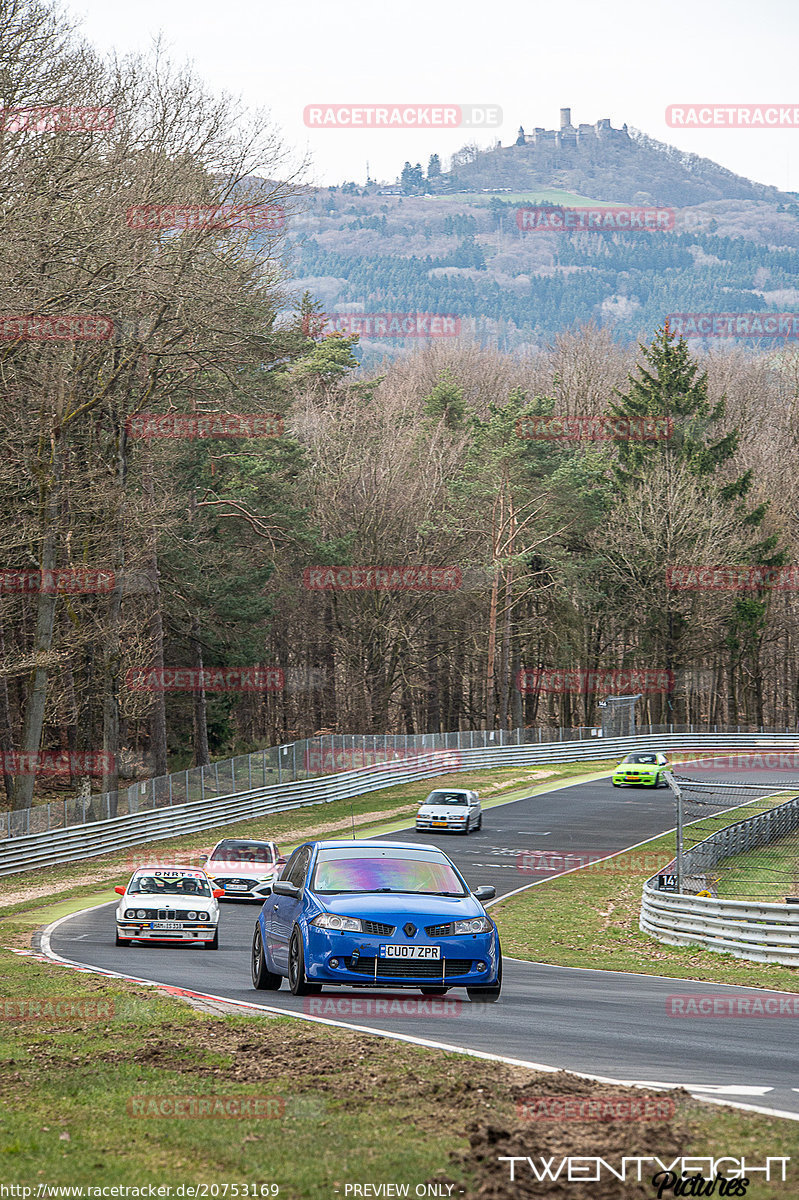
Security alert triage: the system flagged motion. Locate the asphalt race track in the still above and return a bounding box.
[45,763,799,1118]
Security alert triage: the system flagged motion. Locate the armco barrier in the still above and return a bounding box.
[640,883,799,966]
[3,732,799,877]
[0,741,616,876]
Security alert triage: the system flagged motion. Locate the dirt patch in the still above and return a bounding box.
[481,772,555,794]
[453,1072,691,1198]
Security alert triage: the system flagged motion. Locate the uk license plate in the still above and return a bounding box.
[432,821,447,827]
[380,945,441,960]
[151,921,182,930]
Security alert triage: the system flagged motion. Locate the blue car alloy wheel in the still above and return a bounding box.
[254,839,502,1002]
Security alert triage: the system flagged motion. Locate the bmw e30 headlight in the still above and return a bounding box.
[311,913,363,933]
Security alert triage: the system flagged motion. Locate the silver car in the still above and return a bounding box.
[415,789,482,835]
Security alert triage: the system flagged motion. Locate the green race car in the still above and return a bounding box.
[612,751,669,788]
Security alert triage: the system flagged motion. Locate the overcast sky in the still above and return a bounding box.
[69,0,799,193]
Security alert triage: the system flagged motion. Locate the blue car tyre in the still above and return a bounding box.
[466,946,502,1003]
[289,927,323,996]
[252,923,282,990]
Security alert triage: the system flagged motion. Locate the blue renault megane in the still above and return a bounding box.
[251,839,502,1001]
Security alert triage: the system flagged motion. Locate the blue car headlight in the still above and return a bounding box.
[434,916,493,936]
[311,913,364,933]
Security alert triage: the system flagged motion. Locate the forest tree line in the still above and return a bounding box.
[3,0,799,811]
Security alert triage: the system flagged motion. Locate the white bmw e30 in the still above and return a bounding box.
[114,866,224,949]
[415,788,482,835]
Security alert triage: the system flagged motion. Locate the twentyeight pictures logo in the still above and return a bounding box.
[303,104,501,129]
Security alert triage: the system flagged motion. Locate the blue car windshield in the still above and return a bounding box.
[312,849,467,895]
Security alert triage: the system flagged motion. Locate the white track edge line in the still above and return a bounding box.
[38,903,799,1123]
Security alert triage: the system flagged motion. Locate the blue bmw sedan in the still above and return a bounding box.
[251,839,501,1001]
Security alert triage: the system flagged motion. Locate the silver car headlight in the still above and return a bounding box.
[187,911,197,920]
[125,909,137,919]
[199,911,210,920]
[437,916,493,936]
[311,913,363,933]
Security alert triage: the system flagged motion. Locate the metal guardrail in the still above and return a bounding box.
[641,792,799,966]
[640,885,799,966]
[0,740,621,876]
[3,731,799,878]
[8,720,797,839]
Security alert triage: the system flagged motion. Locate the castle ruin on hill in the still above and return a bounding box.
[516,107,630,149]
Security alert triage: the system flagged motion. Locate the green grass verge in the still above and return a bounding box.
[1,900,798,1195]
[443,188,618,206]
[492,826,799,990]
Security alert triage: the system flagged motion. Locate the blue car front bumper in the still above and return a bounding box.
[303,925,500,987]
